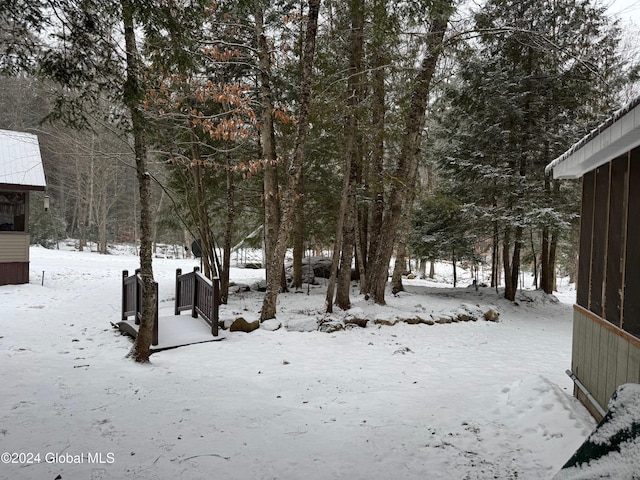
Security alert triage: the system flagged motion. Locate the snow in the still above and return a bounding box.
[117,316,224,351]
[0,246,598,479]
[554,383,640,480]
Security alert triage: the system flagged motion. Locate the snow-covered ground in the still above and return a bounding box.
[0,246,596,480]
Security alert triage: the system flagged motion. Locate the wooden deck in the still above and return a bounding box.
[115,310,224,352]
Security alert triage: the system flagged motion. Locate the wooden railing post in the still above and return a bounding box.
[135,269,141,325]
[192,267,199,318]
[152,281,159,346]
[122,270,128,321]
[175,268,182,316]
[212,277,220,336]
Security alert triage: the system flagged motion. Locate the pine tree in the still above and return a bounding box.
[436,0,624,300]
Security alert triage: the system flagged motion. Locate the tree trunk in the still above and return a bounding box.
[391,243,407,294]
[541,225,551,293]
[256,6,280,287]
[325,157,351,313]
[491,220,499,288]
[336,185,356,309]
[98,185,107,254]
[354,225,367,289]
[511,226,523,294]
[122,0,156,363]
[418,258,426,278]
[541,177,560,293]
[220,152,235,304]
[366,3,453,304]
[292,192,304,290]
[365,0,387,275]
[336,123,363,308]
[503,226,514,300]
[327,0,363,312]
[291,6,307,292]
[503,225,523,301]
[541,174,553,294]
[391,166,420,294]
[530,229,538,289]
[260,0,321,321]
[188,140,218,280]
[452,248,457,288]
[549,230,558,292]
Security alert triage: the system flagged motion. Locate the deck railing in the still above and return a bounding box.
[121,269,159,345]
[175,267,220,336]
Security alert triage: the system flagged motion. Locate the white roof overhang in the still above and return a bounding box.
[546,98,640,179]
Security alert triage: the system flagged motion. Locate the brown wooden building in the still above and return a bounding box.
[547,97,640,419]
[0,129,47,286]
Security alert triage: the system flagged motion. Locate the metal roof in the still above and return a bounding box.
[0,129,47,190]
[546,96,640,179]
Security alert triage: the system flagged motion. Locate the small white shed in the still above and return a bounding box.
[0,129,47,286]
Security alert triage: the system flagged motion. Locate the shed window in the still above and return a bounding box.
[0,192,26,232]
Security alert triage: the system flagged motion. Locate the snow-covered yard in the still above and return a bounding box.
[0,246,595,479]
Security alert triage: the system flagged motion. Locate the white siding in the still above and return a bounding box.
[0,233,29,262]
[573,305,640,419]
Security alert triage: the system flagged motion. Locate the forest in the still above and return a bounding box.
[1,0,638,361]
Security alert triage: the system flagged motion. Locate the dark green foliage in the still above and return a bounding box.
[0,0,46,74]
[430,0,625,294]
[409,191,476,264]
[29,192,66,248]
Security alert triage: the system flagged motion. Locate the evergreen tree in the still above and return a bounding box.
[409,191,476,287]
[435,0,624,300]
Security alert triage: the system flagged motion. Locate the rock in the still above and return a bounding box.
[403,317,424,325]
[285,256,333,285]
[345,317,368,328]
[374,319,400,326]
[484,308,500,322]
[231,283,251,293]
[229,317,260,333]
[243,263,262,269]
[435,316,452,324]
[251,280,267,292]
[261,319,281,331]
[393,346,412,355]
[318,322,344,333]
[286,317,319,332]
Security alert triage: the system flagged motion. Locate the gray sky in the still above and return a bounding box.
[607,0,640,24]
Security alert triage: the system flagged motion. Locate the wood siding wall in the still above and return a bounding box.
[0,262,29,285]
[625,154,640,334]
[0,233,29,262]
[573,147,640,419]
[576,147,639,337]
[573,305,640,420]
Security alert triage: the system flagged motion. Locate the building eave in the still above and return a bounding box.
[546,96,640,179]
[0,183,46,192]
